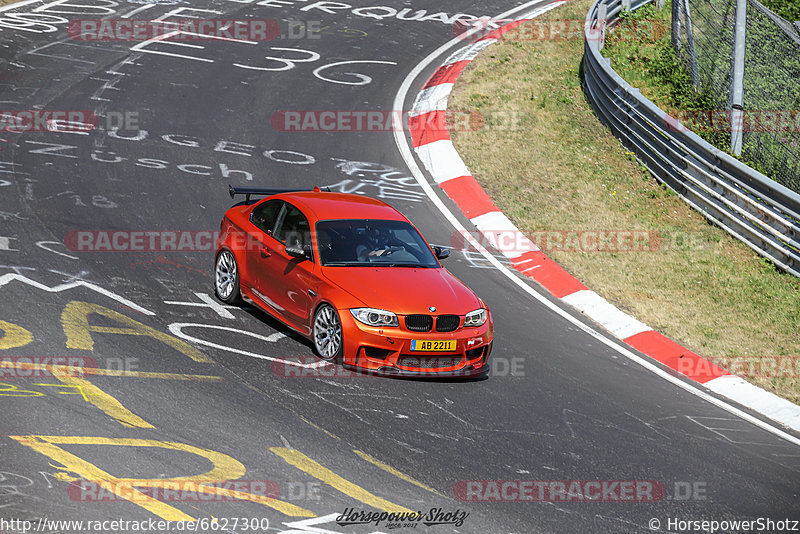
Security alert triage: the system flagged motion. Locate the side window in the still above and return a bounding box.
[274,203,311,249]
[250,199,283,234]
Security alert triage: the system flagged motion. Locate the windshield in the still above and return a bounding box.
[316,219,440,268]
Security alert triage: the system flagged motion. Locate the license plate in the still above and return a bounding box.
[410,340,457,352]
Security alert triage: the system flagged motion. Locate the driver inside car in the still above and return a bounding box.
[356,226,418,263]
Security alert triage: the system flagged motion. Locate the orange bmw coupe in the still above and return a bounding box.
[215,186,493,377]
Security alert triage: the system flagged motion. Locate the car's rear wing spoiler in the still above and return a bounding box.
[228,184,329,204]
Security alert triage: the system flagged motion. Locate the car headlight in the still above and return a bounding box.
[350,308,399,327]
[464,308,487,327]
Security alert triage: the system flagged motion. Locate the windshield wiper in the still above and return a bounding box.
[380,263,432,268]
[323,262,433,268]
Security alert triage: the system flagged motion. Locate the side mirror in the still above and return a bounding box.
[285,245,309,260]
[433,246,451,260]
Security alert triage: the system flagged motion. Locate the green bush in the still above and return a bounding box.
[760,0,800,22]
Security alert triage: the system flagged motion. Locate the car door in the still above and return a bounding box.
[246,199,283,300]
[268,202,316,330]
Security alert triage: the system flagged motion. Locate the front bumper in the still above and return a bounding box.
[339,309,493,378]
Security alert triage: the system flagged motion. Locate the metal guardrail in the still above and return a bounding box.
[583,0,800,278]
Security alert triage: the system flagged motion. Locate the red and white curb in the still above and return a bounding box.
[408,18,800,432]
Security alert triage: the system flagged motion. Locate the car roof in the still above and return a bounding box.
[272,192,408,222]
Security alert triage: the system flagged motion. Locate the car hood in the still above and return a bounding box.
[322,266,481,315]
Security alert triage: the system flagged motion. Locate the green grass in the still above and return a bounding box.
[448,0,800,403]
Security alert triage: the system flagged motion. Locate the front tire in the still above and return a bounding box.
[313,304,343,362]
[214,250,241,304]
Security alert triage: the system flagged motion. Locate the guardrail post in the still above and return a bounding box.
[683,0,699,87]
[730,0,747,156]
[671,0,682,55]
[622,0,631,11]
[598,2,608,50]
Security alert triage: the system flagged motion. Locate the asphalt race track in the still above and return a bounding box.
[0,1,798,533]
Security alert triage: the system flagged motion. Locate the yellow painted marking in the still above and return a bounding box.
[30,436,246,482]
[0,360,218,427]
[0,360,222,381]
[61,301,212,363]
[9,435,194,521]
[9,436,315,518]
[270,447,412,513]
[299,416,340,441]
[0,382,45,397]
[0,320,33,350]
[51,370,155,428]
[34,382,90,401]
[353,450,447,498]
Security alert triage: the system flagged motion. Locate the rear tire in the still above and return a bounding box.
[313,304,343,362]
[214,250,242,304]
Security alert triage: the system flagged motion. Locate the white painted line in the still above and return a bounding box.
[705,376,800,432]
[167,323,327,369]
[409,83,454,117]
[392,0,800,445]
[519,1,567,20]
[164,292,238,319]
[121,4,156,18]
[443,39,498,65]
[0,273,153,315]
[0,236,18,251]
[281,512,342,532]
[414,140,470,183]
[35,240,79,260]
[561,290,652,340]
